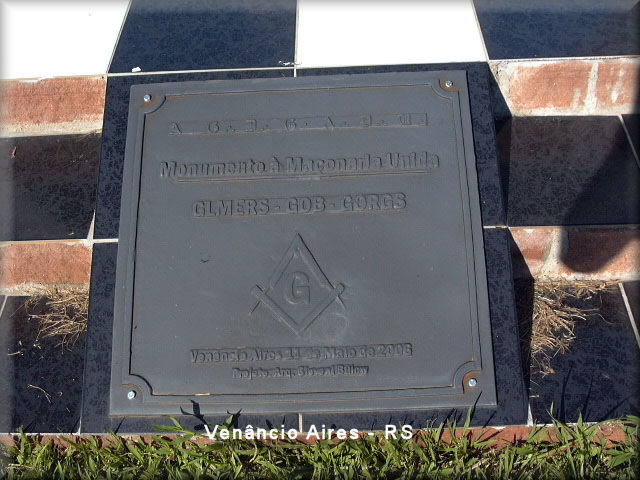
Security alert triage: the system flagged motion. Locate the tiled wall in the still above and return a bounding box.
[3,1,638,80]
[0,77,107,294]
[1,0,638,293]
[0,2,129,79]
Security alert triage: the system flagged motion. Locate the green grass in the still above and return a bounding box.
[1,415,638,479]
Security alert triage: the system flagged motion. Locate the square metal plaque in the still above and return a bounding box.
[110,72,496,415]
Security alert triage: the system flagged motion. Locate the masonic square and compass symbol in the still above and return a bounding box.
[250,234,345,336]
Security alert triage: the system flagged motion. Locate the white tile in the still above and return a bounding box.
[0,0,130,79]
[296,0,486,69]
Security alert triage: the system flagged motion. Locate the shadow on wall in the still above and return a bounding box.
[493,103,639,275]
[482,0,640,274]
[490,59,640,422]
[506,256,640,423]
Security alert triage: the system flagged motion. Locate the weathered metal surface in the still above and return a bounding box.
[109,72,496,415]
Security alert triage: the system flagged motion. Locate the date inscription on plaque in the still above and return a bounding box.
[110,72,496,415]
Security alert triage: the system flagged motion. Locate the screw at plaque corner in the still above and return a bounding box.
[444,80,454,89]
[127,390,136,399]
[468,378,477,387]
[143,94,151,103]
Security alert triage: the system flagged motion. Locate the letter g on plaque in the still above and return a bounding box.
[285,271,311,305]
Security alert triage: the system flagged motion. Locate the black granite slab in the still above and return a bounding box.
[81,243,299,434]
[497,117,640,226]
[622,114,640,160]
[0,134,100,241]
[85,65,525,431]
[0,296,85,433]
[94,69,293,239]
[301,228,528,430]
[473,0,640,59]
[298,63,506,227]
[528,286,640,423]
[623,281,639,336]
[109,0,296,74]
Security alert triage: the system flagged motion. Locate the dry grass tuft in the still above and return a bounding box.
[529,280,614,376]
[24,285,89,351]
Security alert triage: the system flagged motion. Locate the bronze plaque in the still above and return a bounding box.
[110,72,496,415]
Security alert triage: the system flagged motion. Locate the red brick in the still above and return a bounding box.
[438,425,627,448]
[595,60,640,110]
[0,242,92,291]
[508,61,592,111]
[0,76,106,134]
[510,227,553,277]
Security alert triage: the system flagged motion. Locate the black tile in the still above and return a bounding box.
[474,0,640,59]
[81,243,298,434]
[0,296,85,433]
[482,228,529,425]
[298,63,506,227]
[622,114,640,159]
[80,243,116,433]
[94,69,292,239]
[623,281,640,336]
[498,117,640,226]
[529,286,640,423]
[0,134,100,241]
[302,228,528,430]
[109,0,296,74]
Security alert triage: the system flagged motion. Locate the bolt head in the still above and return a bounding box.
[468,378,477,387]
[444,80,454,88]
[143,94,151,102]
[127,390,136,399]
